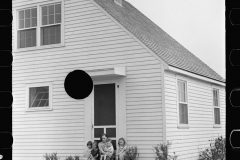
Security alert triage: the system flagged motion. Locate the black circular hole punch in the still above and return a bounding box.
[230,130,240,149]
[229,89,240,107]
[64,70,93,100]
[229,49,240,66]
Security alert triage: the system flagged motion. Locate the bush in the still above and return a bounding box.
[65,155,80,160]
[43,152,60,160]
[124,145,139,160]
[199,135,226,160]
[153,141,178,160]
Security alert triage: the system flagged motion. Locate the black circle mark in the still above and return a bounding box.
[64,70,93,100]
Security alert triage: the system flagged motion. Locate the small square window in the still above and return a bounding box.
[29,86,49,108]
[26,83,52,111]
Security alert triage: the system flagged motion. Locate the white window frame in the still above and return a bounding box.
[176,77,189,128]
[25,82,53,112]
[212,87,221,127]
[17,7,38,49]
[14,0,64,52]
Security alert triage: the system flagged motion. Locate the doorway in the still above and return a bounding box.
[92,82,117,149]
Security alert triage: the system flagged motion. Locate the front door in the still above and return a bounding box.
[92,82,117,149]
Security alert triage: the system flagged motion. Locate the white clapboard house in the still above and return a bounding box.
[12,0,225,159]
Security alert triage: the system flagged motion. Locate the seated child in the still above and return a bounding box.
[116,138,127,160]
[83,141,92,160]
[91,141,99,160]
[100,138,114,160]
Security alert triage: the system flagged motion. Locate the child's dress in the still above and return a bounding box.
[83,148,92,160]
[116,145,127,160]
[91,148,99,160]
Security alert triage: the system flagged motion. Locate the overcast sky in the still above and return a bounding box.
[126,0,225,79]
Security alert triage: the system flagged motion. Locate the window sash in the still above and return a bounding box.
[41,25,61,45]
[179,103,188,124]
[178,80,187,102]
[41,4,61,26]
[213,89,219,106]
[214,108,220,124]
[18,8,37,29]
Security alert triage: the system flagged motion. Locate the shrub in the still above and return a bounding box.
[153,141,178,160]
[199,135,226,160]
[124,145,139,160]
[65,155,80,160]
[43,152,60,160]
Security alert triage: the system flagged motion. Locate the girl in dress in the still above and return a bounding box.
[83,141,92,160]
[116,138,127,160]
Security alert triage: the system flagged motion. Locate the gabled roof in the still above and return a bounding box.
[93,0,225,82]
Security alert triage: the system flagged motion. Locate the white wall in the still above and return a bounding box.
[164,70,225,160]
[12,0,164,159]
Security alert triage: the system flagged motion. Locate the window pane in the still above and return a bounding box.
[19,20,24,29]
[43,93,49,99]
[25,9,30,18]
[42,16,48,25]
[106,128,116,137]
[94,128,104,138]
[26,30,31,38]
[31,8,37,17]
[29,86,49,108]
[55,14,61,23]
[31,17,37,27]
[20,39,25,48]
[42,6,48,16]
[36,93,44,99]
[42,27,49,35]
[25,19,30,28]
[50,35,56,44]
[49,15,54,24]
[214,108,220,124]
[49,5,54,14]
[41,25,61,45]
[19,10,24,19]
[56,34,61,43]
[32,29,36,46]
[178,81,186,102]
[50,27,55,35]
[26,38,32,47]
[43,36,49,45]
[55,4,61,13]
[179,103,188,124]
[32,100,40,107]
[20,30,25,39]
[39,100,47,107]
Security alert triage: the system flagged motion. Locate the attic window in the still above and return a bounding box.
[114,0,122,7]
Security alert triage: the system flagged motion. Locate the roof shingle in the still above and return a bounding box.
[94,0,225,82]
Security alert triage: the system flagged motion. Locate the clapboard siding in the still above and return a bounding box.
[164,71,225,160]
[12,0,163,159]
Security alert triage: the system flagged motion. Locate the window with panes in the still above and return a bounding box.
[17,3,62,49]
[17,8,37,48]
[178,80,188,124]
[41,3,61,45]
[213,89,220,124]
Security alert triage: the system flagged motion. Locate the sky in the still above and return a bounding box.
[126,0,225,79]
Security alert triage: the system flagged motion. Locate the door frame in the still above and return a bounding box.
[91,79,119,143]
[84,77,126,152]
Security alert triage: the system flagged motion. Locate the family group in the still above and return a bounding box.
[82,133,127,160]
